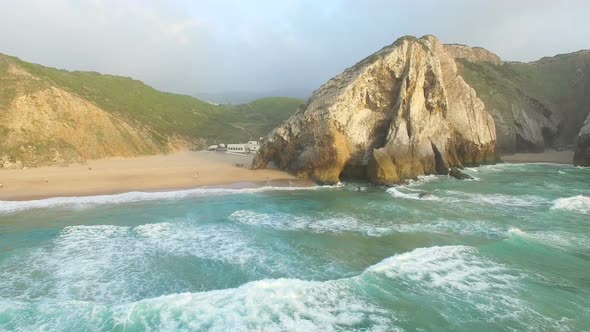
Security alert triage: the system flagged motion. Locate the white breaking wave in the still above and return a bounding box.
[0,185,328,215]
[393,219,507,239]
[112,245,558,331]
[0,220,355,305]
[366,245,516,293]
[0,222,289,303]
[508,227,590,249]
[112,277,395,332]
[388,187,546,207]
[443,190,548,207]
[405,174,440,186]
[551,195,590,214]
[231,210,511,239]
[229,210,393,236]
[386,187,439,201]
[1,245,568,331]
[362,245,567,329]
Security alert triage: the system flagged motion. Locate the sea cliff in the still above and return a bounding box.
[253,35,496,185]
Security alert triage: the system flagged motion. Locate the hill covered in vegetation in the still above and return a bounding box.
[0,53,302,168]
[455,49,590,153]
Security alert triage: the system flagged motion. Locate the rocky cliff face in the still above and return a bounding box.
[574,114,590,166]
[253,35,496,185]
[1,86,167,168]
[455,50,590,154]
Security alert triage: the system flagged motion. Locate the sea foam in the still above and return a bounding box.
[0,185,327,215]
[0,244,567,331]
[508,227,589,250]
[229,210,393,236]
[551,195,590,214]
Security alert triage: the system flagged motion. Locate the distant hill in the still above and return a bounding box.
[193,88,311,105]
[0,53,303,168]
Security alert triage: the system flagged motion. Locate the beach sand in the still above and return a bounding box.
[500,149,574,164]
[0,151,310,201]
[0,149,576,201]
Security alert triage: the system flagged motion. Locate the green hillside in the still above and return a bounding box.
[457,51,590,151]
[1,53,303,144]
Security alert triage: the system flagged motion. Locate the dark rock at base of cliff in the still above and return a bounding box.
[574,114,590,166]
[449,167,473,180]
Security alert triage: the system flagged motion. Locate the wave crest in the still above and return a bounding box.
[551,195,590,214]
[0,185,325,215]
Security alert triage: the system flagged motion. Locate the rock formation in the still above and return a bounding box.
[253,35,496,185]
[453,50,590,154]
[574,113,590,166]
[0,86,169,168]
[449,167,474,180]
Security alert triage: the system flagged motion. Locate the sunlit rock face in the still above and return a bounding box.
[253,35,496,185]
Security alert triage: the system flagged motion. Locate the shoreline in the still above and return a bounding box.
[0,149,576,202]
[0,151,313,201]
[500,149,574,164]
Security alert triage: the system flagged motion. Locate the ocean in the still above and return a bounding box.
[0,163,589,331]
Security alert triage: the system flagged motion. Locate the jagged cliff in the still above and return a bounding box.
[574,114,590,166]
[455,50,590,153]
[253,35,496,185]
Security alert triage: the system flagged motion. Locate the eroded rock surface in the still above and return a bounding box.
[253,35,496,185]
[574,114,590,166]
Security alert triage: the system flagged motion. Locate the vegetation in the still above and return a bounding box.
[0,53,303,144]
[457,50,590,143]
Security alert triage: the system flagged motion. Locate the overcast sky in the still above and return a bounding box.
[1,0,589,97]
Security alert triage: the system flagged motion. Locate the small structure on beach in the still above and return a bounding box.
[212,141,260,154]
[227,143,247,153]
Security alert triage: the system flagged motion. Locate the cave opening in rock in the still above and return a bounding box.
[516,133,543,153]
[339,163,368,182]
[541,127,554,148]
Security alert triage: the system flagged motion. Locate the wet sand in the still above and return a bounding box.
[0,151,310,201]
[501,149,574,164]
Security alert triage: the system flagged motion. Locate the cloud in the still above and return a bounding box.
[0,0,589,96]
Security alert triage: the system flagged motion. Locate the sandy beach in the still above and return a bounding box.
[0,151,310,201]
[0,149,576,201]
[500,149,574,164]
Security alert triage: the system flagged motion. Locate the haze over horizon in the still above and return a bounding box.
[1,0,589,99]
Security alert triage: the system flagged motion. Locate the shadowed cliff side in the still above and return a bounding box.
[574,114,590,166]
[253,35,496,185]
[454,49,590,154]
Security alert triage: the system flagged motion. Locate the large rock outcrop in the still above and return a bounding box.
[253,35,496,185]
[574,114,590,166]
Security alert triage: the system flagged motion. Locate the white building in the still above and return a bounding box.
[225,141,260,154]
[227,143,247,153]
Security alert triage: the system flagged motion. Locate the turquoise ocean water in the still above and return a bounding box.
[0,163,589,331]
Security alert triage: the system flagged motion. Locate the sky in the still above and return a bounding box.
[1,0,589,98]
